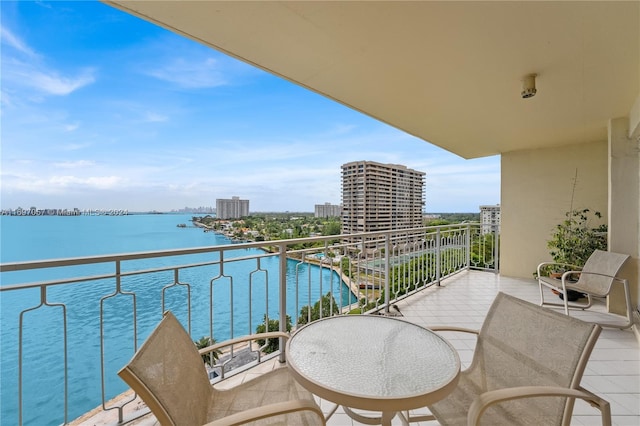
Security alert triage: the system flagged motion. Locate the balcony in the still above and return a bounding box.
[71,271,640,426]
[1,224,637,425]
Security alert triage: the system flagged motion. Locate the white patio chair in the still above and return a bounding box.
[537,249,632,329]
[118,311,325,426]
[423,292,611,426]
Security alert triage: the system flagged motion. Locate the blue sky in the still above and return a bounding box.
[1,1,500,213]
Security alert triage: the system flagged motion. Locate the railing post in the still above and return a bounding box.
[466,223,471,270]
[436,228,441,286]
[384,234,390,314]
[278,243,287,363]
[493,224,500,273]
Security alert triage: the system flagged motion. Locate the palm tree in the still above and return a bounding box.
[194,336,222,366]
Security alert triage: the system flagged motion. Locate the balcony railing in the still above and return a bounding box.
[0,223,498,425]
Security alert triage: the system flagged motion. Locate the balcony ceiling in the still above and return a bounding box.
[104,1,639,159]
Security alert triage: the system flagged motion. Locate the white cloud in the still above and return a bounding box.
[138,33,261,90]
[64,123,80,132]
[2,172,127,194]
[3,58,95,96]
[144,112,168,123]
[60,142,92,151]
[53,160,96,169]
[0,89,14,110]
[1,27,96,97]
[197,141,325,165]
[27,68,95,95]
[146,57,227,89]
[1,26,37,58]
[49,175,126,190]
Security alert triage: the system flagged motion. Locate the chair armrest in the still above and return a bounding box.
[572,271,625,281]
[198,331,289,356]
[428,326,479,335]
[536,262,582,277]
[203,399,326,426]
[467,386,611,426]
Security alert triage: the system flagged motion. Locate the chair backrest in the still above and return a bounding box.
[118,311,213,426]
[577,249,630,297]
[467,292,601,424]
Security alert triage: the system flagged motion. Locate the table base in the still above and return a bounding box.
[342,406,437,426]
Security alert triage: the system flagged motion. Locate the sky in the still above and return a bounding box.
[1,1,500,213]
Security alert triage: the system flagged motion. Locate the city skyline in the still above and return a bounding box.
[1,1,500,213]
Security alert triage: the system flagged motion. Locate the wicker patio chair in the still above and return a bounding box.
[537,249,632,329]
[423,292,611,426]
[118,311,325,426]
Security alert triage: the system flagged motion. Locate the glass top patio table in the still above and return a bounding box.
[286,315,460,425]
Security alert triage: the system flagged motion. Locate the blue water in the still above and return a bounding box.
[0,214,356,425]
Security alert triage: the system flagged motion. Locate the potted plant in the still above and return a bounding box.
[546,208,607,267]
[539,208,607,300]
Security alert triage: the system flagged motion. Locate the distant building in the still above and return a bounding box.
[314,202,341,218]
[173,206,215,214]
[216,196,249,219]
[341,161,425,235]
[480,204,501,234]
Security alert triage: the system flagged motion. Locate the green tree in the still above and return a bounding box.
[255,314,292,354]
[470,233,497,268]
[322,220,342,236]
[298,292,339,325]
[340,257,352,278]
[425,219,450,226]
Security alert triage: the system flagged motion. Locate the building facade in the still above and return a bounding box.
[216,196,249,219]
[341,161,425,235]
[480,204,501,234]
[314,202,341,218]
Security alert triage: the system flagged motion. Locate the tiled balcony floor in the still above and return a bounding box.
[320,270,640,426]
[82,270,639,426]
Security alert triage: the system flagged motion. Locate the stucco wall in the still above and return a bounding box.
[500,141,608,279]
[609,117,640,316]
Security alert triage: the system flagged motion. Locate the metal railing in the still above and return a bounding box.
[0,223,498,425]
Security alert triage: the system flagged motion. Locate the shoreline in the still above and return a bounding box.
[191,218,363,301]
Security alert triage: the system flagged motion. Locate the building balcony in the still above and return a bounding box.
[74,270,639,426]
[1,225,637,425]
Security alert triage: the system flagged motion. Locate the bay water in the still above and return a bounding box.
[0,214,355,425]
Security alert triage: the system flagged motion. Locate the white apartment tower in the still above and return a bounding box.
[341,161,425,234]
[216,196,249,219]
[314,203,342,218]
[480,204,501,234]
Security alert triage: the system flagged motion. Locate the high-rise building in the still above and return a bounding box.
[216,196,249,219]
[314,202,341,218]
[480,204,501,234]
[341,161,425,235]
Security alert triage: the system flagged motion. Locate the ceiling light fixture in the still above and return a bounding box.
[521,74,537,99]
